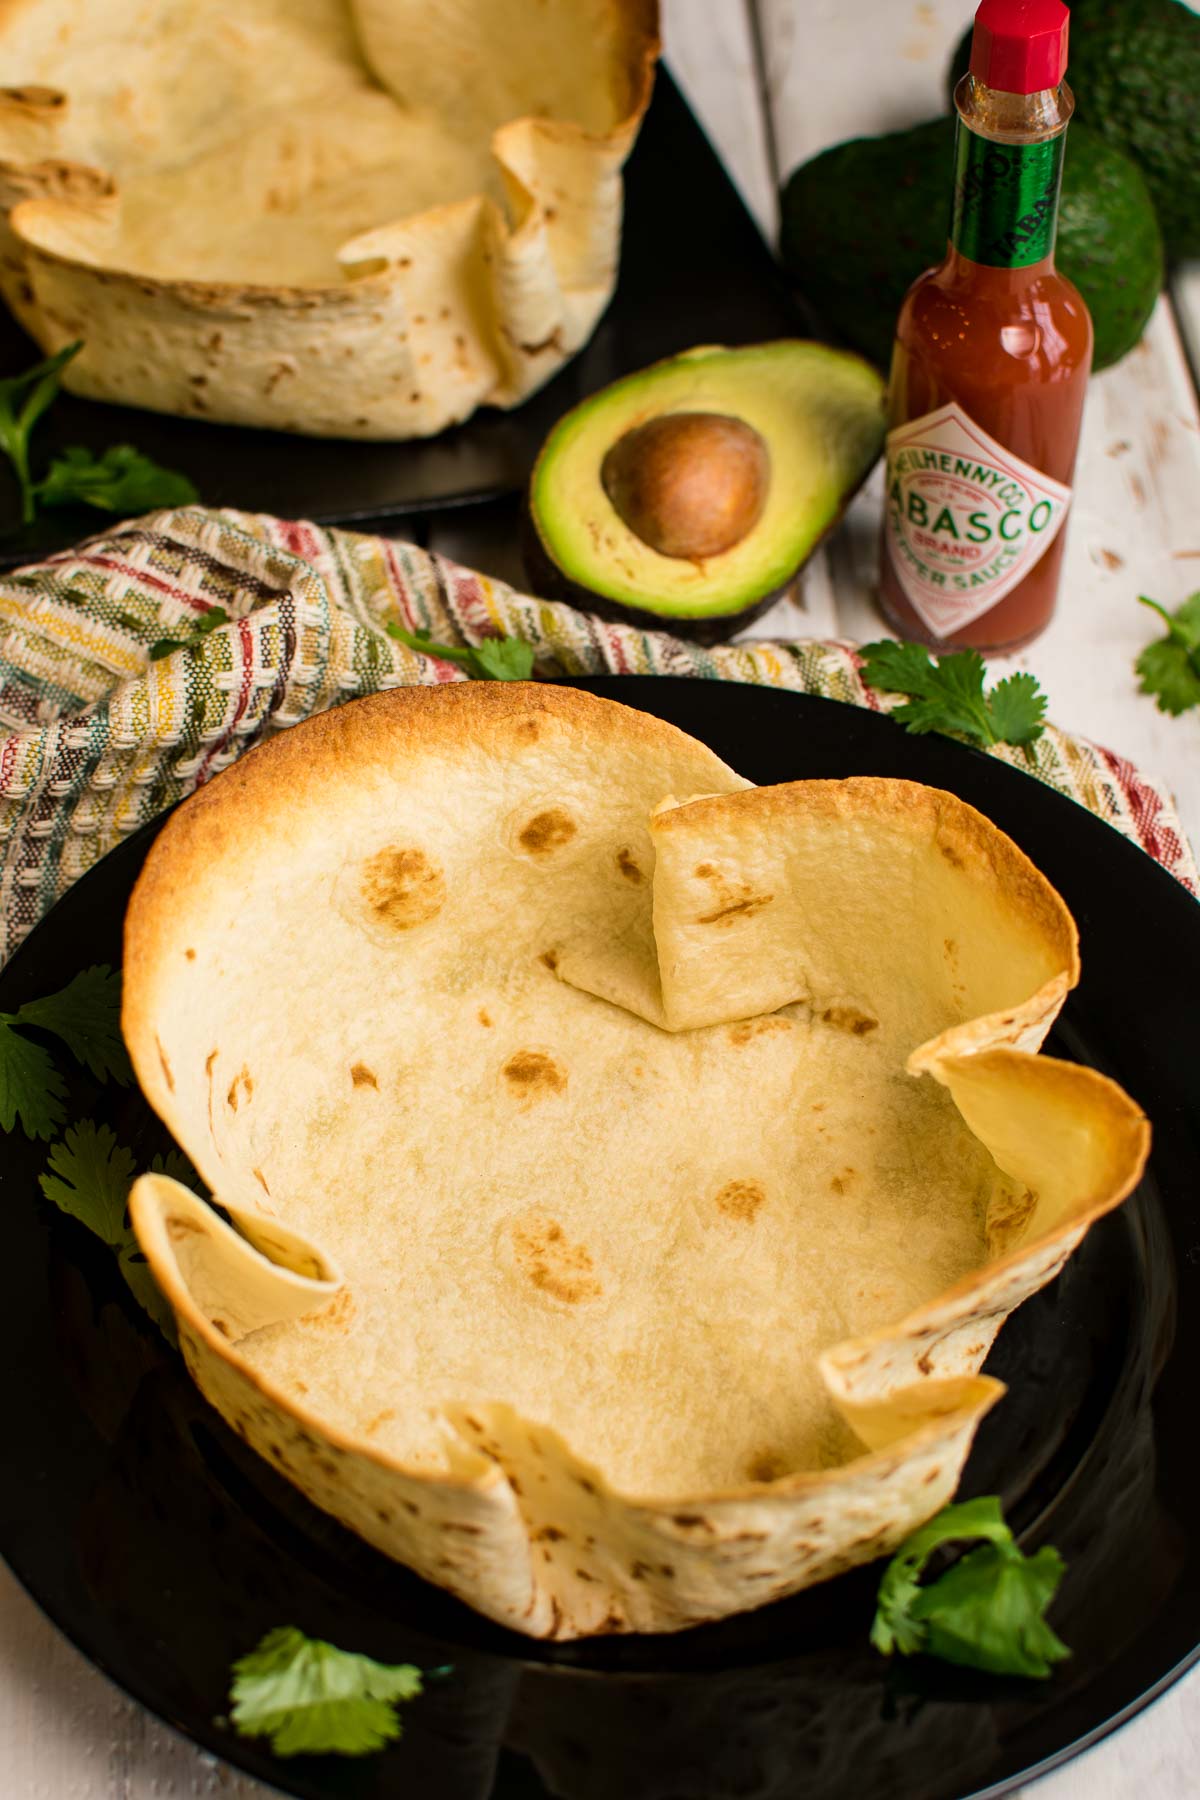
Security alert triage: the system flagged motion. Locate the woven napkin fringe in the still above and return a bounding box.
[0,504,1194,963]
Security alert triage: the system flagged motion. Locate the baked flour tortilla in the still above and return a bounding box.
[124,683,1147,1637]
[0,0,657,438]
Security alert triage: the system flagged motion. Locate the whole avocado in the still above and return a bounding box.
[778,116,1162,371]
[947,0,1200,261]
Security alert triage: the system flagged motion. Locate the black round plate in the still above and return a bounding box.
[2,677,1198,1800]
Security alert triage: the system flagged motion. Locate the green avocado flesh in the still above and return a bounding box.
[528,343,885,624]
[949,0,1200,263]
[780,118,1162,372]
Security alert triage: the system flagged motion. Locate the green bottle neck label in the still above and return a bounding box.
[949,123,1066,268]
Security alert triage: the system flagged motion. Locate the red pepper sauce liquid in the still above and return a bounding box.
[880,247,1092,651]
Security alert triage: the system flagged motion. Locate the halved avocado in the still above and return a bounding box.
[524,342,885,643]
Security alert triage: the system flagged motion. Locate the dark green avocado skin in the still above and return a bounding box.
[779,117,1162,372]
[519,504,788,647]
[948,0,1200,262]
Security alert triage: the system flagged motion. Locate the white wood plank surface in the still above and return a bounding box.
[4,1,1198,1795]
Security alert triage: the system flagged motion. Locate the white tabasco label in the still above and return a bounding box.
[884,402,1071,637]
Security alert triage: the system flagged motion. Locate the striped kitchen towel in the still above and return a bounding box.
[0,504,1193,963]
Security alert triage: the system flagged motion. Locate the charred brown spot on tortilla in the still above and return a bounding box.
[212,1317,232,1339]
[917,1349,935,1375]
[715,1178,765,1221]
[728,1016,793,1046]
[509,1211,601,1303]
[204,1047,218,1129]
[923,1467,942,1484]
[746,1450,787,1482]
[616,847,644,883]
[696,890,774,926]
[252,1167,270,1194]
[539,949,559,971]
[155,1036,175,1091]
[166,1216,205,1242]
[940,841,965,868]
[226,1066,253,1112]
[375,1507,393,1524]
[534,1525,566,1542]
[477,1007,492,1027]
[502,1049,567,1098]
[363,1409,396,1434]
[574,1567,597,1582]
[184,947,195,961]
[517,808,576,855]
[987,1185,1038,1255]
[821,1005,879,1035]
[350,1062,378,1089]
[361,846,445,930]
[401,1498,421,1516]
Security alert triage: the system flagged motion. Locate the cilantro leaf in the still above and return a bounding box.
[871,1496,1069,1678]
[39,1119,135,1247]
[150,1145,202,1188]
[37,443,198,515]
[858,637,946,700]
[986,672,1048,749]
[38,1122,182,1336]
[14,964,131,1084]
[229,1627,427,1757]
[860,640,1047,752]
[470,635,536,681]
[0,1025,67,1139]
[386,620,534,681]
[149,605,230,661]
[1135,594,1200,716]
[117,1238,177,1343]
[0,341,83,525]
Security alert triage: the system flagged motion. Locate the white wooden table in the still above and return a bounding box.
[4,2,1199,1794]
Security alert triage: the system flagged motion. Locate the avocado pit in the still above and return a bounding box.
[600,411,770,561]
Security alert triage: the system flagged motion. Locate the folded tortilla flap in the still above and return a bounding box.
[559,778,1078,1042]
[923,1046,1150,1246]
[130,1174,342,1344]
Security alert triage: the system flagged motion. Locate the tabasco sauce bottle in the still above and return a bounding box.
[879,0,1092,652]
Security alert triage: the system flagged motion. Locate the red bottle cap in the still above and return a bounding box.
[969,0,1069,94]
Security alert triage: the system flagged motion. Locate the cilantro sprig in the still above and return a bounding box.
[149,605,230,662]
[38,1121,192,1337]
[386,621,535,681]
[0,342,83,525]
[39,443,198,516]
[0,341,196,527]
[1135,593,1200,716]
[229,1627,442,1757]
[0,965,130,1139]
[860,640,1047,753]
[871,1497,1069,1679]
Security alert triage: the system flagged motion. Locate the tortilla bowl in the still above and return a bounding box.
[122,682,1148,1637]
[0,0,658,439]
